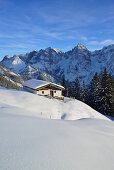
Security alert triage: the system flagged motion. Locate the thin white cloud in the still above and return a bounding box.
[88,39,114,45]
[100,40,114,45]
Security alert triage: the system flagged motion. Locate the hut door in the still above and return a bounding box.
[50,90,53,97]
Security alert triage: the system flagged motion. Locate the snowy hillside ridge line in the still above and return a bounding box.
[0,87,109,120]
[0,43,114,84]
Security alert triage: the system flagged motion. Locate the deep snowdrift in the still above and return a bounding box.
[0,87,114,170]
[0,113,114,170]
[0,87,109,120]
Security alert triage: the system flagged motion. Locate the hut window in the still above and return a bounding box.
[42,91,44,94]
[54,91,56,93]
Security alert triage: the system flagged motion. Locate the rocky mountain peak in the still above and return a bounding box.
[13,55,20,58]
[45,47,63,53]
[3,55,11,60]
[102,44,114,52]
[76,43,87,50]
[45,47,52,52]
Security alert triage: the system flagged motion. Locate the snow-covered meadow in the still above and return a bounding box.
[0,87,114,170]
[0,87,109,120]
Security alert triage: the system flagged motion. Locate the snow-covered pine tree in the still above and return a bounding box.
[71,81,75,98]
[86,69,114,116]
[100,68,111,115]
[94,74,102,111]
[68,82,72,97]
[106,73,114,116]
[87,72,102,110]
[80,80,86,102]
[75,77,80,100]
[87,72,97,108]
[62,76,67,96]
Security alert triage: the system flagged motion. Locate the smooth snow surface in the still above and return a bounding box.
[0,87,114,170]
[0,114,114,170]
[0,87,108,120]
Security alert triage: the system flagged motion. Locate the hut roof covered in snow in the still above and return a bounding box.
[23,79,65,90]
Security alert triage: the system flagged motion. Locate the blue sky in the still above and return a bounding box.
[0,0,114,59]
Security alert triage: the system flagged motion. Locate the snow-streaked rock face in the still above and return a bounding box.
[1,44,114,84]
[91,44,114,76]
[1,55,26,73]
[0,64,23,85]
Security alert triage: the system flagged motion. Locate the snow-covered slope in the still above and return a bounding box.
[0,95,114,170]
[0,64,23,87]
[0,87,109,120]
[1,44,114,84]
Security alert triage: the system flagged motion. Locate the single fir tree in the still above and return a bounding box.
[80,80,86,102]
[100,68,110,115]
[62,76,67,96]
[87,72,102,110]
[71,81,76,97]
[105,73,114,116]
[94,74,102,111]
[75,77,80,100]
[68,82,72,97]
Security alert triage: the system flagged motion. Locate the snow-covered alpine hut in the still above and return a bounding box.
[23,79,65,99]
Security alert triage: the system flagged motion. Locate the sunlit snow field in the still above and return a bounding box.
[0,87,114,170]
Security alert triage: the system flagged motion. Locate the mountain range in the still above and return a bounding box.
[0,43,114,85]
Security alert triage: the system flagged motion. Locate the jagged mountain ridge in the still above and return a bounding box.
[1,44,114,84]
[1,54,58,83]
